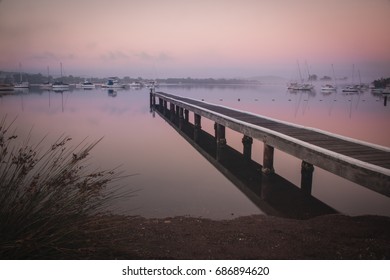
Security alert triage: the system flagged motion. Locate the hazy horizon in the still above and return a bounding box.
[1,0,390,80]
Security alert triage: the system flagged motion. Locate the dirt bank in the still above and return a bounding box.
[85,214,390,260]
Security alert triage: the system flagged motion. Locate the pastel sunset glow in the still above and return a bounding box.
[1,0,390,78]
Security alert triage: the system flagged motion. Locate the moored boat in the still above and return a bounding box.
[52,81,69,91]
[81,80,95,89]
[102,77,125,89]
[14,63,29,89]
[14,81,29,88]
[0,84,14,91]
[52,62,69,90]
[288,82,314,91]
[321,84,337,92]
[342,85,359,93]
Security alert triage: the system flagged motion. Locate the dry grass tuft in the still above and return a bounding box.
[0,116,134,259]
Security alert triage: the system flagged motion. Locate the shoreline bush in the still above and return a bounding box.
[0,116,131,259]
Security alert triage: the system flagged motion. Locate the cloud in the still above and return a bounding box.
[101,51,130,60]
[29,52,76,60]
[135,52,174,62]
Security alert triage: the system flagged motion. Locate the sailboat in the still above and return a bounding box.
[342,64,359,93]
[40,66,52,89]
[14,63,29,89]
[52,62,69,91]
[287,61,314,91]
[321,64,337,93]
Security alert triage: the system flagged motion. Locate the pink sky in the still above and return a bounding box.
[1,0,390,78]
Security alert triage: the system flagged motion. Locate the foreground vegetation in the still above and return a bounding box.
[0,117,131,259]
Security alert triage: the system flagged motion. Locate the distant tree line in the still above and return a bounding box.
[156,77,260,85]
[0,71,260,85]
[373,77,390,88]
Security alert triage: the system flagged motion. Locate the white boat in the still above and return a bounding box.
[81,80,95,89]
[342,64,359,93]
[52,81,69,90]
[52,62,69,90]
[146,80,158,89]
[342,85,359,93]
[103,78,125,88]
[128,81,143,88]
[371,88,385,94]
[321,84,337,92]
[287,61,314,91]
[40,66,52,89]
[14,81,30,88]
[14,63,29,89]
[321,64,337,93]
[287,82,314,91]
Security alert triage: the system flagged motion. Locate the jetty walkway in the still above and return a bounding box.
[151,91,390,198]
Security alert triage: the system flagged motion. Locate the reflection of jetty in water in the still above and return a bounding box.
[151,99,336,219]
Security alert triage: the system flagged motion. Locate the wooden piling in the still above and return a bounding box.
[194,113,201,142]
[301,161,314,195]
[262,144,275,175]
[242,135,253,161]
[179,107,184,129]
[216,123,227,161]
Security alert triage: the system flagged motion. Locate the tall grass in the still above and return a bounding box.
[0,116,132,259]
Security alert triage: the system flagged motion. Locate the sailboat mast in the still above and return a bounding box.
[305,60,311,82]
[19,62,22,83]
[332,64,337,88]
[297,61,303,83]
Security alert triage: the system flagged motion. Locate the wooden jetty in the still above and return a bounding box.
[153,102,336,219]
[150,91,390,198]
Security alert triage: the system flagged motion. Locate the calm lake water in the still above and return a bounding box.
[1,83,389,219]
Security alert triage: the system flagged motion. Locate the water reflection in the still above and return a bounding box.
[152,102,336,219]
[1,85,389,219]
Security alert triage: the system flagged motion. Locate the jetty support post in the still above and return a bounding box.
[194,113,201,142]
[216,123,227,161]
[158,98,163,109]
[262,144,275,175]
[301,161,314,195]
[184,109,189,122]
[170,103,175,121]
[178,107,184,129]
[242,135,253,161]
[163,100,168,115]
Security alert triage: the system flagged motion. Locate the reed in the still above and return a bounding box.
[0,116,132,259]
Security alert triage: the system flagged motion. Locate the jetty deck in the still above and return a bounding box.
[152,91,390,197]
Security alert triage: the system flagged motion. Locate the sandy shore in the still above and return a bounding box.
[85,214,390,260]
